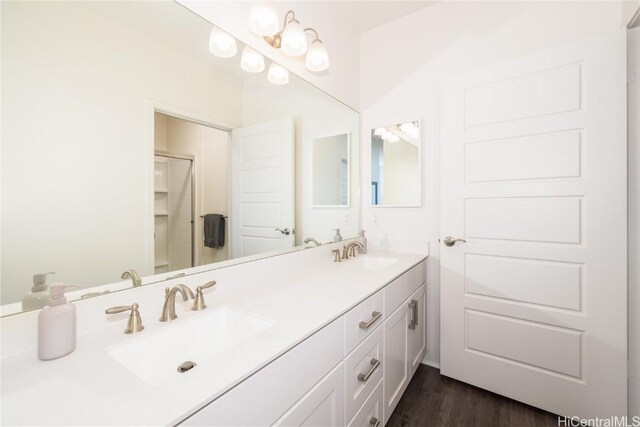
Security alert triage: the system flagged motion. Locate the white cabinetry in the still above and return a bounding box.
[274,363,345,427]
[178,259,427,427]
[383,283,426,424]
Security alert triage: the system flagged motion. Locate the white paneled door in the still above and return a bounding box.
[230,118,295,258]
[440,31,627,419]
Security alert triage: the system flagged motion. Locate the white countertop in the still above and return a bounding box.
[0,244,427,426]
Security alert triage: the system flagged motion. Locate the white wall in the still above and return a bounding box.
[628,25,640,420]
[1,1,243,304]
[359,0,623,367]
[177,1,360,110]
[242,75,360,245]
[623,0,640,26]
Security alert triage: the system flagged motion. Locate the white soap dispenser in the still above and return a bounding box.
[358,229,368,254]
[332,228,343,242]
[22,272,55,311]
[38,283,77,361]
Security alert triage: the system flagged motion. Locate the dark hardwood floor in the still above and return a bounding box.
[387,365,560,427]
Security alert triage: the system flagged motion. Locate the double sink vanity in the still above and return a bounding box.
[0,242,427,426]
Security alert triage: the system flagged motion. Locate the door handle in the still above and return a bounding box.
[370,417,381,427]
[275,228,291,236]
[443,236,466,247]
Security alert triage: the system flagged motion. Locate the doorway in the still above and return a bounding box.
[154,112,231,272]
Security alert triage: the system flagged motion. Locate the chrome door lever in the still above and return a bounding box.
[275,228,291,235]
[443,236,466,247]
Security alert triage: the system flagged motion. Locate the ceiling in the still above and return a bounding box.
[330,1,437,33]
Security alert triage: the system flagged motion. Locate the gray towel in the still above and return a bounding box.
[203,214,225,249]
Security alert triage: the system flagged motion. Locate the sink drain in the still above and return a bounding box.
[177,361,197,373]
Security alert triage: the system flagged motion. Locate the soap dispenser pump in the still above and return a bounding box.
[332,228,343,242]
[22,272,55,311]
[38,283,78,361]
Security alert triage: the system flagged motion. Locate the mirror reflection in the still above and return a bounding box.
[370,121,421,207]
[312,134,350,207]
[1,1,359,314]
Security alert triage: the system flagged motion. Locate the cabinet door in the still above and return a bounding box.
[409,284,426,376]
[273,362,345,427]
[383,303,410,424]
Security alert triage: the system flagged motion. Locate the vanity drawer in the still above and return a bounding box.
[348,378,384,427]
[345,290,384,355]
[345,324,384,423]
[384,260,426,315]
[180,317,344,426]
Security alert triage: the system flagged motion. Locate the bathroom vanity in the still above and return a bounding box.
[0,244,427,426]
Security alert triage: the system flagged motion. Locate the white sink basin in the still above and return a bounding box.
[357,255,399,271]
[108,306,274,386]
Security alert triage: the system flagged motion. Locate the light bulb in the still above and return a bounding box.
[268,62,289,85]
[399,122,414,133]
[305,39,329,72]
[281,19,308,56]
[209,27,237,58]
[374,128,387,136]
[248,2,279,36]
[382,133,400,143]
[241,46,265,73]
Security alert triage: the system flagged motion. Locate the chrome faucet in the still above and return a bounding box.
[159,284,194,322]
[342,242,365,260]
[121,269,142,287]
[304,237,321,247]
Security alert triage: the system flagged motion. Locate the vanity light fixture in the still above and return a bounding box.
[382,133,400,143]
[248,2,280,36]
[254,8,330,72]
[241,45,265,73]
[208,27,237,58]
[267,62,289,85]
[305,32,330,72]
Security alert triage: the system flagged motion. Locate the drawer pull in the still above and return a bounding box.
[359,311,382,330]
[408,299,418,330]
[357,358,380,382]
[370,417,380,427]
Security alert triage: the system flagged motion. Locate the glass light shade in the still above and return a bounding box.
[281,20,308,57]
[399,122,414,133]
[248,2,279,36]
[267,62,289,85]
[305,40,329,72]
[240,46,265,73]
[208,28,237,58]
[382,133,400,143]
[374,128,387,136]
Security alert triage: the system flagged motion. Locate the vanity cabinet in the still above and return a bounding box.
[274,363,346,427]
[178,259,426,427]
[383,283,426,424]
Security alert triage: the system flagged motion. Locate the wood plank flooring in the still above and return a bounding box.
[387,365,560,427]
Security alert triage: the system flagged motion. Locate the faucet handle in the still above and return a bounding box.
[192,281,217,311]
[105,303,144,334]
[331,249,341,263]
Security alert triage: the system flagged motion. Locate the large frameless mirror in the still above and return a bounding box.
[370,121,421,207]
[1,1,359,315]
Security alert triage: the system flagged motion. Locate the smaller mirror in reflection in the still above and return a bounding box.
[312,133,350,207]
[370,121,421,207]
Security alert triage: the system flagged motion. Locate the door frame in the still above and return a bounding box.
[154,150,195,268]
[146,100,233,273]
